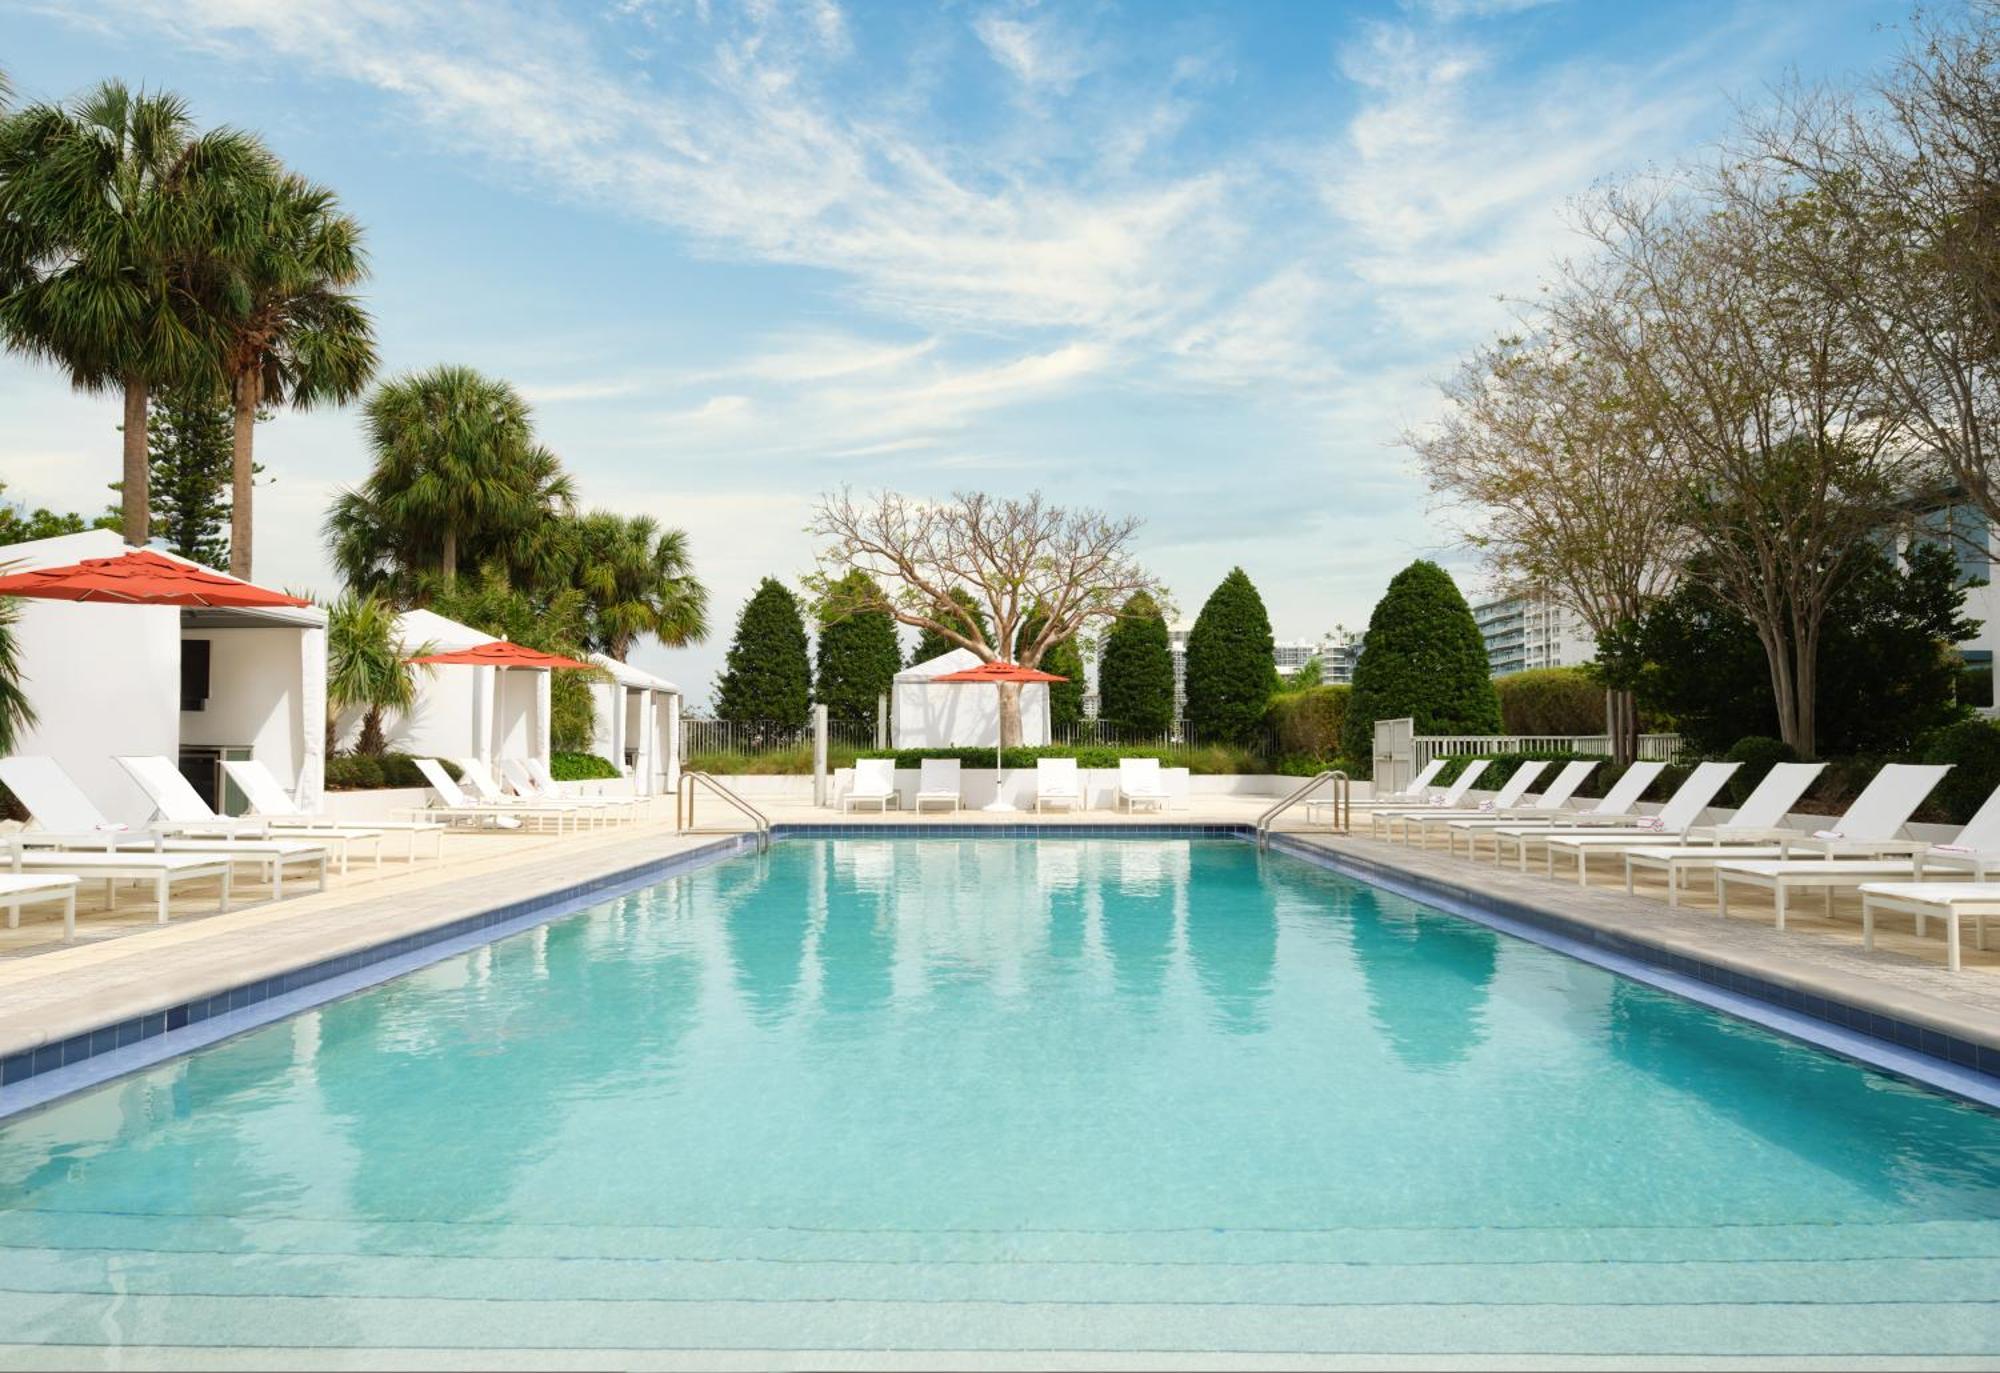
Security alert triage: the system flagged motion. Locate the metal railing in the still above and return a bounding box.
[680,716,874,760]
[676,770,771,850]
[1412,733,1686,766]
[1255,770,1350,848]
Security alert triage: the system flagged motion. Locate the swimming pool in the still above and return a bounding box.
[1,836,1996,1363]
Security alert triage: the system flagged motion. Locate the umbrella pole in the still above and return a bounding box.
[983,683,1018,813]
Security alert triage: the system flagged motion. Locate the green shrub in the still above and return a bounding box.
[1275,754,1366,778]
[1495,667,1604,735]
[1266,685,1350,762]
[1723,735,1797,806]
[814,572,902,727]
[716,577,811,726]
[1343,560,1501,762]
[1183,568,1279,744]
[325,752,461,791]
[1920,718,2000,823]
[1097,592,1174,731]
[550,751,621,782]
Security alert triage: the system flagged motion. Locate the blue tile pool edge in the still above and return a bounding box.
[1265,833,2000,1112]
[0,833,758,1121]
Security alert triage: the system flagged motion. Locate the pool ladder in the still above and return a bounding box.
[1255,770,1349,849]
[677,771,772,851]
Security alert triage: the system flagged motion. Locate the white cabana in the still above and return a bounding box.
[587,653,682,796]
[4,529,328,826]
[336,608,551,768]
[892,648,1052,749]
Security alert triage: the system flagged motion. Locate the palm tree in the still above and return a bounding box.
[0,595,35,755]
[0,81,267,545]
[564,510,710,659]
[324,590,428,755]
[213,171,377,580]
[338,366,572,588]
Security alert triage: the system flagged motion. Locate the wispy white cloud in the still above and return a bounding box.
[972,8,1093,93]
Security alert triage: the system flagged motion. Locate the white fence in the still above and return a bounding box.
[1372,717,1685,795]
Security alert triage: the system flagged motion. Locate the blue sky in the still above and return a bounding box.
[1,0,1906,702]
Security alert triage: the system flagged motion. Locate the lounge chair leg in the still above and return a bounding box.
[317,859,327,893]
[1717,876,1729,917]
[105,878,117,912]
[4,898,14,932]
[62,889,75,942]
[219,869,232,912]
[272,861,283,901]
[155,873,169,924]
[1668,867,1680,908]
[1773,884,1785,930]
[1862,899,1875,951]
[1949,914,1962,972]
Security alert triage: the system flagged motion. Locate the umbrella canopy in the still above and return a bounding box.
[407,640,596,671]
[931,661,1067,684]
[0,548,312,609]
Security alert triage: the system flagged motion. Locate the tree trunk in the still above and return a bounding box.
[121,376,149,546]
[997,680,1023,750]
[441,526,458,583]
[359,706,386,757]
[229,371,258,579]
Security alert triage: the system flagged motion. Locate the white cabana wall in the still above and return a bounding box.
[587,653,682,796]
[892,648,1052,749]
[338,607,550,767]
[4,529,328,824]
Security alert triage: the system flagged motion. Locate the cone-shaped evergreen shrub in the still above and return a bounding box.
[1342,560,1501,761]
[1097,591,1174,732]
[716,577,811,725]
[1184,568,1278,743]
[814,572,902,726]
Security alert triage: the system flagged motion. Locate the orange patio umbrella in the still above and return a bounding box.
[406,640,596,671]
[932,660,1068,813]
[0,548,313,609]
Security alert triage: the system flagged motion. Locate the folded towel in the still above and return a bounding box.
[1636,816,1664,831]
[1477,800,1496,812]
[1932,843,1974,854]
[1813,829,1843,840]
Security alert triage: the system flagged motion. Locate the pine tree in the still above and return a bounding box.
[1097,591,1174,732]
[1014,607,1086,727]
[1184,569,1279,743]
[814,572,902,727]
[716,577,811,726]
[146,385,238,568]
[909,587,991,664]
[1342,560,1501,761]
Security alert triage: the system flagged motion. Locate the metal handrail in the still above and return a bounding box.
[1255,770,1349,848]
[677,771,771,850]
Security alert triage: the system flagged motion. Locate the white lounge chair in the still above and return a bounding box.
[501,758,638,824]
[1710,765,1959,928]
[841,758,898,813]
[222,758,448,863]
[914,759,961,813]
[1035,758,1082,813]
[1334,759,1449,818]
[0,834,230,928]
[0,755,325,901]
[1396,761,1550,848]
[1116,758,1168,813]
[411,759,573,833]
[1541,761,1823,891]
[117,754,384,875]
[0,861,80,941]
[1478,761,1684,868]
[1857,883,2000,971]
[521,757,649,820]
[1438,759,1602,858]
[458,758,599,829]
[1365,760,1492,840]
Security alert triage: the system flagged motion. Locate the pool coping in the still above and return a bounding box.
[4,822,1998,1120]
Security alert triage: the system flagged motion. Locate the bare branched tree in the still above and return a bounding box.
[1407,307,1688,763]
[1750,5,1999,518]
[1555,163,1913,758]
[807,489,1166,746]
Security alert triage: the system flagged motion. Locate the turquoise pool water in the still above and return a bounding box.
[1,837,1998,1362]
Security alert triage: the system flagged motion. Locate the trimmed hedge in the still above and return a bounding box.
[1343,560,1501,764]
[324,753,461,791]
[1266,685,1350,763]
[1920,718,2000,824]
[1494,667,1604,735]
[550,751,620,782]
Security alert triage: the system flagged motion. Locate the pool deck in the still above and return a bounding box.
[4,797,2000,1109]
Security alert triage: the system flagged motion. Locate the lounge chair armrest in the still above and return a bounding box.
[1780,837,1928,859]
[1685,825,1795,845]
